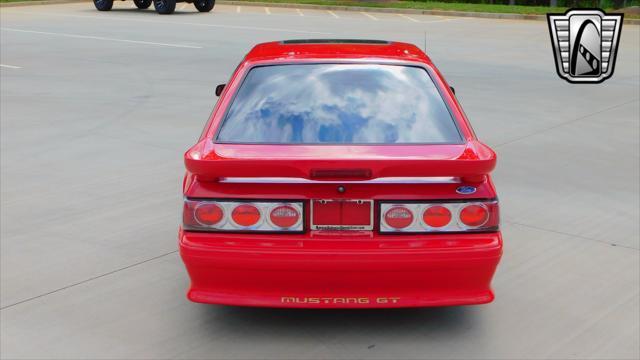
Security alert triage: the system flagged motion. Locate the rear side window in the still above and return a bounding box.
[216,64,462,144]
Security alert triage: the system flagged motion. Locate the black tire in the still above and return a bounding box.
[194,0,214,12]
[153,0,176,14]
[93,0,113,11]
[134,0,152,9]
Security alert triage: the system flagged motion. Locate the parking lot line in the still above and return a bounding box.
[397,13,419,23]
[327,10,339,19]
[0,249,180,311]
[296,8,304,16]
[264,7,270,15]
[1,28,203,49]
[0,64,21,69]
[179,3,187,10]
[361,12,378,21]
[4,11,332,34]
[236,5,241,13]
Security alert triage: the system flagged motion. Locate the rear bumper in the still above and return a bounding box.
[179,230,502,308]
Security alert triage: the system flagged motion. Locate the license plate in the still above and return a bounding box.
[311,199,373,231]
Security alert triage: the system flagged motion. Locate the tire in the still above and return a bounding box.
[93,0,113,11]
[153,0,176,14]
[194,0,214,12]
[134,0,152,9]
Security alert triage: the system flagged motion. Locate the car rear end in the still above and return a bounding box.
[179,41,502,308]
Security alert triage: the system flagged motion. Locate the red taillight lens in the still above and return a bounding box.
[270,205,300,228]
[232,204,261,227]
[384,206,414,229]
[183,200,303,232]
[422,205,452,228]
[380,200,498,233]
[194,203,224,226]
[459,204,489,227]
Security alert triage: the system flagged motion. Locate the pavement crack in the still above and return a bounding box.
[0,250,178,311]
[506,221,639,251]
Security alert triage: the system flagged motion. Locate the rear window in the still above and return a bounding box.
[216,64,462,144]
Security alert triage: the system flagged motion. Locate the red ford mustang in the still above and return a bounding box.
[179,39,502,308]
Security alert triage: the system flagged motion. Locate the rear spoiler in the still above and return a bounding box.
[185,140,496,183]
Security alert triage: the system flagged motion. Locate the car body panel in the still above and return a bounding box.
[180,40,503,308]
[180,229,502,308]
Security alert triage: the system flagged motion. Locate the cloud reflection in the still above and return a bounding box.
[217,64,461,144]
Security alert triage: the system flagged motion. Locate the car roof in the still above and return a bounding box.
[244,39,433,64]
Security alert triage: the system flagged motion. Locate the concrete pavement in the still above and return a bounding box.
[1,3,639,359]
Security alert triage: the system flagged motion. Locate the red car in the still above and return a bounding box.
[179,39,502,308]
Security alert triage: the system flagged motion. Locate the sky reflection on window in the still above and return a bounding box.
[217,64,461,144]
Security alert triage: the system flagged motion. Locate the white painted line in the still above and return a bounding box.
[0,64,21,69]
[327,10,339,19]
[1,28,203,49]
[264,7,270,15]
[6,11,332,35]
[296,8,304,16]
[129,2,135,8]
[397,13,419,23]
[179,3,187,10]
[422,18,457,23]
[236,5,241,13]
[361,12,378,21]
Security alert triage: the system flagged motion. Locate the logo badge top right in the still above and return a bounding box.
[548,9,623,84]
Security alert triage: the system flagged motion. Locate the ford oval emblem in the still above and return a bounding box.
[456,186,477,195]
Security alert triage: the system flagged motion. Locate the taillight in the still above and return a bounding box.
[422,205,452,228]
[384,206,414,229]
[269,205,301,229]
[231,204,261,227]
[459,204,489,228]
[183,200,303,232]
[194,203,224,226]
[380,200,498,233]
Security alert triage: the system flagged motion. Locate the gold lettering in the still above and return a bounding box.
[282,296,399,304]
